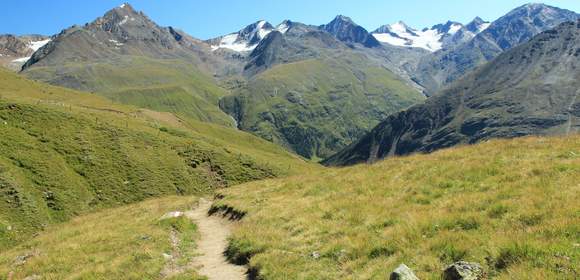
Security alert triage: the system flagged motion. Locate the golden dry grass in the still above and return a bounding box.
[0,196,204,280]
[215,136,580,279]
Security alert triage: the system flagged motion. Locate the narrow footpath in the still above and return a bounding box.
[187,198,247,280]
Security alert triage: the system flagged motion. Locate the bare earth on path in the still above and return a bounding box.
[186,198,247,280]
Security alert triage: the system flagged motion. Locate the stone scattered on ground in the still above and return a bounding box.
[390,263,420,280]
[442,261,485,280]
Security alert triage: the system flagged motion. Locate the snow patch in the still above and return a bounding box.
[374,19,493,52]
[276,22,290,34]
[12,57,31,63]
[29,39,51,52]
[211,20,276,52]
[119,3,126,8]
[478,23,491,32]
[373,23,444,52]
[211,33,257,52]
[108,39,124,47]
[118,15,134,26]
[448,24,462,35]
[372,33,407,47]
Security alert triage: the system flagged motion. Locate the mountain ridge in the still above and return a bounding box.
[324,19,580,166]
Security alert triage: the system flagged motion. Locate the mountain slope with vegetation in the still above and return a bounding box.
[215,135,580,279]
[0,68,313,249]
[325,20,580,166]
[20,4,234,126]
[221,21,425,159]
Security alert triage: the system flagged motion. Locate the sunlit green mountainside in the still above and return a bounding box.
[20,4,235,127]
[0,67,313,249]
[20,6,427,160]
[219,19,425,159]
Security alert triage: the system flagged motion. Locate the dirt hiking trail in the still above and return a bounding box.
[187,198,247,280]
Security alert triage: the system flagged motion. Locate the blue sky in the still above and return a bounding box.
[2,1,580,39]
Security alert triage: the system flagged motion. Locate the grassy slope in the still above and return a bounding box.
[0,68,316,249]
[221,57,425,160]
[23,56,235,127]
[0,196,204,280]
[215,136,580,279]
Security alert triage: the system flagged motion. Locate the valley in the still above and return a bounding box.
[0,1,578,279]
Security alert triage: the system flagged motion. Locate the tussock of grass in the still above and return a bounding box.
[0,196,205,279]
[215,136,580,279]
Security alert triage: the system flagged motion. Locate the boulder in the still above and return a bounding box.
[442,261,485,280]
[390,263,419,280]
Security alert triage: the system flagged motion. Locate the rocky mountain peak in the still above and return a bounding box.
[321,15,380,48]
[332,15,355,24]
[431,21,463,34]
[117,3,134,11]
[465,16,490,33]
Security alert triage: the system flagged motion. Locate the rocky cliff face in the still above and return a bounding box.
[324,20,580,166]
[320,15,381,48]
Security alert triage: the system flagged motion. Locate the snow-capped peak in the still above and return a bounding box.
[465,17,491,33]
[372,19,488,52]
[276,20,292,34]
[210,20,276,52]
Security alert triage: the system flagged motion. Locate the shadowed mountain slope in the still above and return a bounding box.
[325,20,580,166]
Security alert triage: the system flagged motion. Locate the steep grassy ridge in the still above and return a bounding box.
[0,68,314,249]
[0,196,204,279]
[23,56,234,126]
[215,136,580,279]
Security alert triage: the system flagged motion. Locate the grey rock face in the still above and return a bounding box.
[324,20,580,166]
[442,261,485,280]
[465,17,489,33]
[320,15,381,48]
[390,264,420,280]
[415,3,580,95]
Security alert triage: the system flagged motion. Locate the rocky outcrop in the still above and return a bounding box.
[442,261,485,280]
[390,264,420,280]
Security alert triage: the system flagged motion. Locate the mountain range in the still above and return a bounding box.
[324,19,580,166]
[414,3,580,95]
[1,2,580,279]
[1,2,578,161]
[372,18,490,52]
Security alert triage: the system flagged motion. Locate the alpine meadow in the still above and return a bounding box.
[0,1,578,280]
